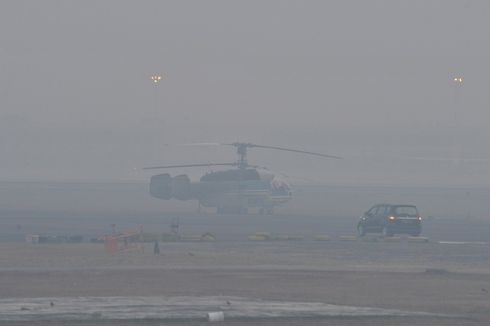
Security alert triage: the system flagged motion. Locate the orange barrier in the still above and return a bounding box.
[104,225,144,253]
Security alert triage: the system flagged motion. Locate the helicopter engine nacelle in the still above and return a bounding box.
[172,174,192,200]
[149,173,173,200]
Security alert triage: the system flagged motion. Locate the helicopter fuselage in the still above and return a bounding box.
[149,168,291,214]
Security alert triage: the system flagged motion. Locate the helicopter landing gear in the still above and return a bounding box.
[217,206,248,214]
[259,207,274,215]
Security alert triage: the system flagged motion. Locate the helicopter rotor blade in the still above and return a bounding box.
[246,143,342,159]
[171,142,341,159]
[175,142,224,147]
[143,163,237,170]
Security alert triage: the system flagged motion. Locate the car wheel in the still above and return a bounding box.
[382,227,393,237]
[357,225,366,237]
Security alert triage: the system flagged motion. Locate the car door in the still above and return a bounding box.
[374,205,387,229]
[364,205,378,229]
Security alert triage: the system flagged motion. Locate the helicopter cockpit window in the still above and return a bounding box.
[269,178,290,195]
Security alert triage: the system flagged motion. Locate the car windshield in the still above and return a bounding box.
[394,206,418,217]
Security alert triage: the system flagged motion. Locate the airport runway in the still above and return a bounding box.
[1,209,490,243]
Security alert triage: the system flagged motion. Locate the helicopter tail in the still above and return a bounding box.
[150,173,194,200]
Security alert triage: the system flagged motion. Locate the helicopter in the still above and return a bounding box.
[144,142,341,214]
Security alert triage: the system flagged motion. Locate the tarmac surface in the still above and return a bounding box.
[0,295,451,321]
[0,210,490,325]
[1,181,490,325]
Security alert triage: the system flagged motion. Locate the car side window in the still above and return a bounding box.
[366,206,377,217]
[377,205,387,217]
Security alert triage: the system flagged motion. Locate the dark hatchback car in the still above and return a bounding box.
[357,204,422,237]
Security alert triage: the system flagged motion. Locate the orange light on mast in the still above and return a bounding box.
[151,75,162,83]
[453,77,463,83]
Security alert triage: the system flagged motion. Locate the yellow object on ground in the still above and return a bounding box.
[339,235,358,241]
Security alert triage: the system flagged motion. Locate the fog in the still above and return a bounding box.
[1,1,490,186]
[4,4,490,324]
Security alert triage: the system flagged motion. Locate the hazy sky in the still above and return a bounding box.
[1,1,490,185]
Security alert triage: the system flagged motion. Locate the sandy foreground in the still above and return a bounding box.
[0,240,489,326]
